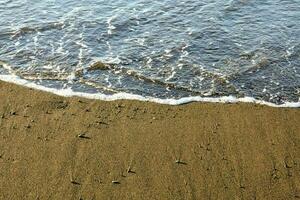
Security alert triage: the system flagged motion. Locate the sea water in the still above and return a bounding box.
[0,0,299,106]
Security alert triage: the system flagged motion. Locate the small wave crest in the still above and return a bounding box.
[0,71,299,108]
[0,60,238,97]
[0,22,67,39]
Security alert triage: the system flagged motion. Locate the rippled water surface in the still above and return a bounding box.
[0,0,299,104]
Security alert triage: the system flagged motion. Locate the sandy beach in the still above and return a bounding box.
[0,80,299,199]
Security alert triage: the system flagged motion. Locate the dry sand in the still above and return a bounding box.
[0,80,299,199]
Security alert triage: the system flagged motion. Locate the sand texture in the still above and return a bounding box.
[0,81,300,200]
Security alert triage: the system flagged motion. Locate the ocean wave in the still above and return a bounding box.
[0,0,299,107]
[0,74,299,108]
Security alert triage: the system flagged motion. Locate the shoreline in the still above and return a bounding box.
[0,80,300,199]
[0,75,299,107]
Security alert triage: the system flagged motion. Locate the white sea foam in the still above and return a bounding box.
[0,74,299,108]
[107,16,117,35]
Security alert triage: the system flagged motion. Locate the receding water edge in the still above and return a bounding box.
[1,74,299,108]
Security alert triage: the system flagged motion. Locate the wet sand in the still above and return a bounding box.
[0,80,299,199]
